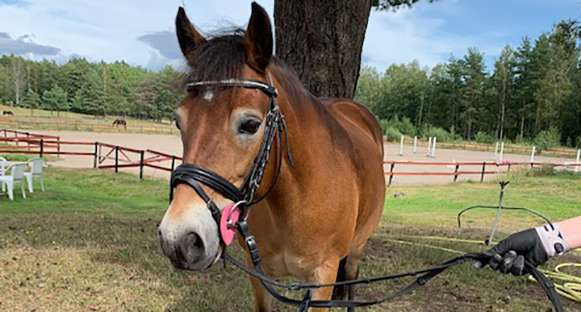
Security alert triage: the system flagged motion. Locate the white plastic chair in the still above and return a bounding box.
[0,163,27,200]
[24,158,45,193]
[0,156,7,192]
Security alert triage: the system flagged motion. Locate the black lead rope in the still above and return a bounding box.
[223,220,564,311]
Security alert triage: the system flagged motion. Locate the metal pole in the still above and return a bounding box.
[388,163,395,187]
[454,164,460,182]
[480,162,486,182]
[488,181,510,245]
[39,139,43,158]
[115,146,119,173]
[139,150,145,180]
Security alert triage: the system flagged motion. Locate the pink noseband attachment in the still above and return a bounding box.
[220,203,241,246]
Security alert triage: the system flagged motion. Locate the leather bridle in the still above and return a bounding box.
[170,77,292,243]
[168,77,564,312]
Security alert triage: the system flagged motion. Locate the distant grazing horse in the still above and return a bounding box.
[3,111,14,116]
[158,4,385,312]
[112,119,127,129]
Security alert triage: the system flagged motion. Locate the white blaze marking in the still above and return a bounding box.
[203,91,214,101]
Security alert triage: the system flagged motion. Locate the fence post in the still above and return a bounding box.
[139,150,145,180]
[57,137,61,158]
[39,139,44,158]
[93,142,98,168]
[115,146,119,173]
[388,163,395,187]
[530,146,536,168]
[171,156,176,173]
[413,136,417,153]
[508,163,511,172]
[499,142,504,162]
[480,162,486,182]
[454,164,460,182]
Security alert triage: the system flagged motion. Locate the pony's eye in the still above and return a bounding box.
[238,119,261,135]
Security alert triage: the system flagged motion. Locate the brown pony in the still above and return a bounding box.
[112,119,127,129]
[158,3,386,311]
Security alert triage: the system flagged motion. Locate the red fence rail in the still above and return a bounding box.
[1,129,578,184]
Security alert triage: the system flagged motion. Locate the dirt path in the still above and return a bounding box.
[29,130,579,185]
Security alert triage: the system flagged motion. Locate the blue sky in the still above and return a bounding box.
[0,0,579,73]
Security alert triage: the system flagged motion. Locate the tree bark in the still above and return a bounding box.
[274,0,372,99]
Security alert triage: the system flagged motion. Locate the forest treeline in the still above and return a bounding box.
[355,20,581,148]
[0,20,580,148]
[0,56,183,121]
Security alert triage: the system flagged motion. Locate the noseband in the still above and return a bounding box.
[169,77,292,245]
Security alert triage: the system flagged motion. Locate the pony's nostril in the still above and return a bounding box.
[180,232,205,263]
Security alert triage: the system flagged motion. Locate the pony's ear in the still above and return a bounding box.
[175,7,206,62]
[244,2,273,72]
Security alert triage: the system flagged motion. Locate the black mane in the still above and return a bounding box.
[184,30,246,83]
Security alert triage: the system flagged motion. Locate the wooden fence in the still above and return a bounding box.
[1,129,578,184]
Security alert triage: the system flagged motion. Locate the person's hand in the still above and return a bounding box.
[474,229,549,276]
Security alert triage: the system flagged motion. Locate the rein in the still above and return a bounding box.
[169,78,564,312]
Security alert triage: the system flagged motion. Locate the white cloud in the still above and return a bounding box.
[0,0,508,72]
[362,2,504,72]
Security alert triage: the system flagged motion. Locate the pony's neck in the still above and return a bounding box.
[258,61,321,211]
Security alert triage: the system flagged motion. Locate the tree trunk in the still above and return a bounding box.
[520,99,526,138]
[274,0,372,99]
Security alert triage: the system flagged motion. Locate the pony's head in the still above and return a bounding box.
[158,2,275,270]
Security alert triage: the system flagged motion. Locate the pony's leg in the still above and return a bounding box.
[244,253,273,312]
[344,244,366,312]
[309,260,341,312]
[248,274,273,312]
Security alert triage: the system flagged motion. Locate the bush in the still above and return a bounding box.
[424,127,454,142]
[475,131,496,144]
[379,119,389,134]
[534,127,561,152]
[390,116,416,136]
[384,126,402,142]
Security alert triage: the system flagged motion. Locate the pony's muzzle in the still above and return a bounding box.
[158,203,221,271]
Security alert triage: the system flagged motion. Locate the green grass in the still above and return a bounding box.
[1,167,580,311]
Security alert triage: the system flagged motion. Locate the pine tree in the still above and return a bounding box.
[42,84,68,117]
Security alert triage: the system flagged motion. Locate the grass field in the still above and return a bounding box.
[1,167,580,311]
[0,104,176,134]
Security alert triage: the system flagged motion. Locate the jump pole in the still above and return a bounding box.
[494,142,499,158]
[427,137,432,157]
[398,135,404,156]
[575,149,581,173]
[413,136,417,154]
[530,146,536,167]
[431,137,437,157]
[499,141,504,162]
